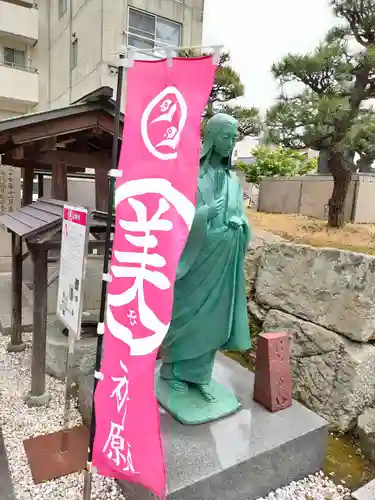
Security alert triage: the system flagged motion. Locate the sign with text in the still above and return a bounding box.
[92,56,216,498]
[57,205,89,338]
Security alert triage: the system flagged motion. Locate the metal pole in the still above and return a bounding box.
[61,330,76,452]
[82,52,125,500]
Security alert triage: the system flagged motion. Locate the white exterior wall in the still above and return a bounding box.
[36,0,205,111]
[0,1,39,115]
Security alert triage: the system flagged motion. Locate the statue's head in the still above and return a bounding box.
[200,113,238,172]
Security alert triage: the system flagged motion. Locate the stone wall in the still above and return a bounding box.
[245,239,375,434]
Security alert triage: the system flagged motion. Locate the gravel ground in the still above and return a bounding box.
[256,473,352,500]
[0,333,119,500]
[0,334,353,500]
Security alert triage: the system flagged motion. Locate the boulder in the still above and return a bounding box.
[256,243,375,342]
[357,408,375,463]
[263,309,375,433]
[244,236,265,298]
[247,300,268,322]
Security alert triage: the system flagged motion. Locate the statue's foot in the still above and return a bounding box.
[196,383,217,403]
[167,379,189,393]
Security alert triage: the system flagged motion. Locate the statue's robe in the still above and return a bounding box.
[160,165,251,385]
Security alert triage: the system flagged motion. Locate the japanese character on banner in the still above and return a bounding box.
[106,179,195,358]
[103,360,138,474]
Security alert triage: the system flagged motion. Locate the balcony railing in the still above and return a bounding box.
[123,30,179,60]
[0,58,38,74]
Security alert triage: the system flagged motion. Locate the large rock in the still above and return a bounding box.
[256,243,375,342]
[263,309,375,433]
[357,408,375,463]
[244,237,264,298]
[244,230,286,299]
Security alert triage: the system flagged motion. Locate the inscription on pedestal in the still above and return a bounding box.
[253,332,293,412]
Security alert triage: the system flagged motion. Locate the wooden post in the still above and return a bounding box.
[95,168,109,212]
[51,163,68,201]
[22,167,34,207]
[37,173,44,199]
[25,244,50,407]
[7,233,25,352]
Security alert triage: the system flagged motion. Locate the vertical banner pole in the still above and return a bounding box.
[60,330,76,452]
[82,53,125,500]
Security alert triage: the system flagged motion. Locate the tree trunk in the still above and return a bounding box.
[317,149,330,174]
[327,150,352,228]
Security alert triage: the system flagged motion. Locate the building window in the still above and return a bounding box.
[71,38,78,69]
[127,8,181,57]
[59,0,67,18]
[3,48,26,69]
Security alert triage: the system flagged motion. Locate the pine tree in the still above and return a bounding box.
[180,50,261,139]
[267,0,375,227]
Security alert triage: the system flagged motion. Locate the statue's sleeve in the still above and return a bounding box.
[238,181,252,250]
[175,188,208,280]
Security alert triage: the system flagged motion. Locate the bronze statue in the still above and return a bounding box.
[156,113,251,424]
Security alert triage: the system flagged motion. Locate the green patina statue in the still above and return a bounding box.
[155,113,251,425]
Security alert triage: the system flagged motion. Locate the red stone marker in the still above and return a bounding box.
[253,332,293,412]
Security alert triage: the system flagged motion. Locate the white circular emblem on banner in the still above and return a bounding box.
[141,86,188,161]
[108,178,195,356]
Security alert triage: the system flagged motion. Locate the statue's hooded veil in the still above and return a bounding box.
[199,113,238,176]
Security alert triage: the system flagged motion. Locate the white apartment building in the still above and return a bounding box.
[0,0,39,120]
[0,0,204,119]
[36,0,205,111]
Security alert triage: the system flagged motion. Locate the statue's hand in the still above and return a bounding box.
[227,216,243,230]
[228,220,240,229]
[207,197,224,220]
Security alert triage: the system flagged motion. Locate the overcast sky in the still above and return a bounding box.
[202,0,337,113]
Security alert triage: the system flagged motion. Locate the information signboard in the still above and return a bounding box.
[57,204,89,338]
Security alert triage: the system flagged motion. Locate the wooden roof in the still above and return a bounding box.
[0,87,124,171]
[0,198,110,242]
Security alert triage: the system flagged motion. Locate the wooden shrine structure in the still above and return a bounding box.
[0,87,121,405]
[0,86,123,212]
[0,198,112,405]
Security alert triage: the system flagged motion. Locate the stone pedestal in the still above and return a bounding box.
[78,354,328,500]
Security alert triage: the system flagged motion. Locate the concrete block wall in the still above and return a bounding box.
[258,174,375,223]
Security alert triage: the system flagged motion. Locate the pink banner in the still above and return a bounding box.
[92,56,216,498]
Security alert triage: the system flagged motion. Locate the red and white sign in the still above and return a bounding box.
[57,205,89,337]
[92,56,216,498]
